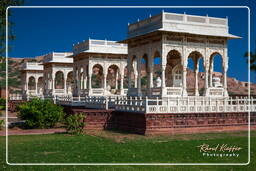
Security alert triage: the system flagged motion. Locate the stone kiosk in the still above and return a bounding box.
[120,11,240,98]
[20,62,44,98]
[42,52,74,97]
[72,39,128,96]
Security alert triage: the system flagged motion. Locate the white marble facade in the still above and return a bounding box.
[21,62,44,97]
[42,52,74,96]
[122,11,239,97]
[72,39,128,96]
[21,11,239,99]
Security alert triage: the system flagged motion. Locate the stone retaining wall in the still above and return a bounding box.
[63,106,256,135]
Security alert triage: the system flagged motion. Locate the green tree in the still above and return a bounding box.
[0,0,23,57]
[0,0,23,89]
[244,51,256,72]
[244,38,256,72]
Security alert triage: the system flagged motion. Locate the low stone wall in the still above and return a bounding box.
[143,112,256,134]
[63,106,256,135]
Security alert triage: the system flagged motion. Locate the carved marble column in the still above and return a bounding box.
[120,73,124,95]
[80,75,83,90]
[35,77,38,95]
[137,57,142,96]
[115,72,118,89]
[182,66,187,96]
[133,60,138,88]
[84,76,87,89]
[25,74,28,95]
[204,68,209,96]
[88,74,92,90]
[77,67,81,96]
[209,61,214,87]
[52,74,55,95]
[134,72,138,88]
[195,69,199,96]
[223,62,228,96]
[149,66,154,88]
[161,65,166,88]
[128,57,132,88]
[64,72,67,95]
[103,74,107,90]
[72,68,76,96]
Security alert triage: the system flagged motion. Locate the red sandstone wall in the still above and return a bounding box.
[65,106,256,135]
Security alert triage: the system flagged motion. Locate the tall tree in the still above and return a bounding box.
[244,40,256,72]
[0,0,23,89]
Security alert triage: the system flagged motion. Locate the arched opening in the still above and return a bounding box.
[85,65,89,89]
[92,64,103,88]
[80,72,84,90]
[187,51,204,96]
[130,56,137,88]
[187,57,195,95]
[107,64,120,94]
[79,67,84,90]
[28,76,36,90]
[48,74,52,90]
[123,65,128,89]
[153,51,161,87]
[209,52,223,88]
[173,64,182,87]
[55,71,64,89]
[74,67,78,88]
[140,54,149,91]
[37,77,43,94]
[166,50,182,87]
[66,71,74,94]
[198,58,205,95]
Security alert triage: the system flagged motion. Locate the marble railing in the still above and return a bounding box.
[115,96,256,114]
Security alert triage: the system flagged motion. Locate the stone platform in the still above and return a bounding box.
[63,106,256,135]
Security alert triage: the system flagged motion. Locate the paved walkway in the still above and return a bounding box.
[0,128,66,136]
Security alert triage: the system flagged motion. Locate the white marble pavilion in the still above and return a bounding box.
[72,39,128,96]
[120,11,240,98]
[42,52,74,97]
[21,62,44,97]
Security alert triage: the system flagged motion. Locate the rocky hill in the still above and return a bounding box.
[0,56,44,93]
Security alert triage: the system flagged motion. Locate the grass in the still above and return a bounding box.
[0,130,255,170]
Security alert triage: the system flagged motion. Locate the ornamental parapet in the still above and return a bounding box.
[127,11,239,39]
[73,39,128,55]
[21,62,43,71]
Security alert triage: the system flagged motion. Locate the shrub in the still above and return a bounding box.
[0,120,4,130]
[65,113,86,135]
[0,97,6,110]
[17,98,64,129]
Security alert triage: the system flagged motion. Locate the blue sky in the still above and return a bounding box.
[7,0,256,82]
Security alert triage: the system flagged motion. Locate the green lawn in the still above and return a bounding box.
[0,130,255,170]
